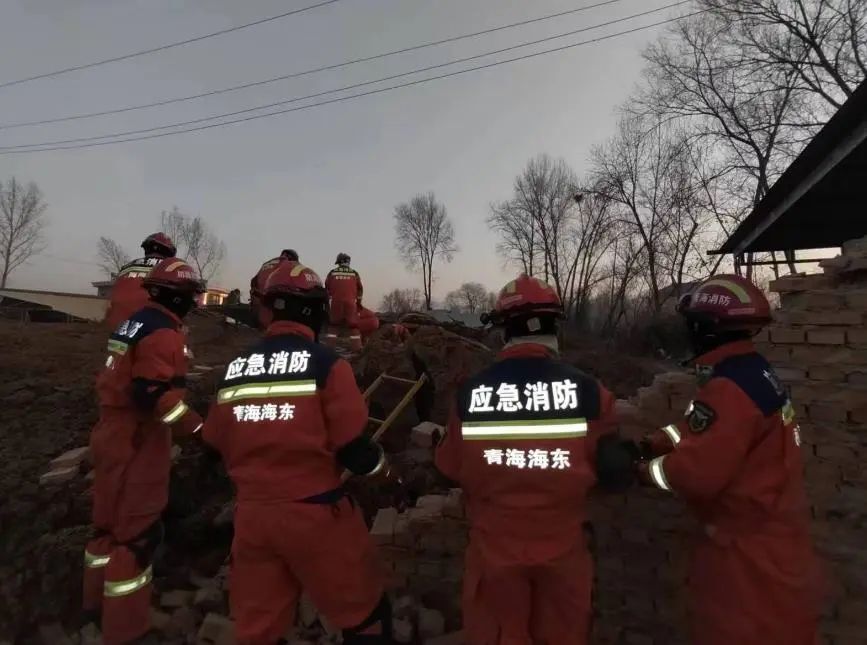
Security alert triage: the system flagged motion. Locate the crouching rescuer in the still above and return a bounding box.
[638,274,821,645]
[435,274,635,645]
[84,258,205,644]
[202,261,395,645]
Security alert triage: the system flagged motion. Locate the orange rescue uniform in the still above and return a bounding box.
[104,257,162,329]
[84,303,202,644]
[324,265,364,350]
[643,340,820,645]
[435,342,618,644]
[202,321,384,644]
[357,306,380,344]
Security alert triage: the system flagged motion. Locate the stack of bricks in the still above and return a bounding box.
[752,235,867,644]
[370,491,467,632]
[588,376,698,644]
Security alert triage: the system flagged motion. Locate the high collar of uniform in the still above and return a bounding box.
[144,302,182,327]
[265,320,315,340]
[498,336,559,360]
[694,339,756,367]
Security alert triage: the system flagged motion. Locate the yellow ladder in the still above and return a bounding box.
[340,372,429,481]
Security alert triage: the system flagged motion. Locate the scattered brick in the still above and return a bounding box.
[198,613,235,645]
[412,421,444,448]
[160,589,195,609]
[39,465,79,487]
[418,608,446,640]
[370,507,399,545]
[49,446,90,469]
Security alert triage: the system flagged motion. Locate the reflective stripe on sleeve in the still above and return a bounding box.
[104,565,153,598]
[661,424,682,446]
[107,339,128,355]
[217,380,317,403]
[648,456,672,492]
[192,422,203,434]
[84,551,110,568]
[161,401,189,424]
[462,418,587,441]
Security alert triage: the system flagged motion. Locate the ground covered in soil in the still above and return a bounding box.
[0,315,667,644]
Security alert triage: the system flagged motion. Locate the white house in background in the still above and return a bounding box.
[0,288,108,322]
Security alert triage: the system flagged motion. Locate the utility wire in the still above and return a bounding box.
[0,0,346,90]
[0,1,690,151]
[0,0,636,130]
[1,11,704,155]
[0,0,632,130]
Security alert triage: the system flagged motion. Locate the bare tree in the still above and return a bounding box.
[444,282,491,314]
[394,192,457,310]
[0,178,47,287]
[487,201,538,275]
[701,0,867,114]
[589,117,715,313]
[380,288,423,315]
[96,237,131,277]
[159,207,226,282]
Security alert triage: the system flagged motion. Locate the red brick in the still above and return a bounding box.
[769,274,834,293]
[791,345,867,365]
[807,365,845,382]
[780,311,863,326]
[809,403,848,424]
[847,371,867,387]
[847,328,867,347]
[815,444,856,461]
[806,329,847,345]
[762,344,792,363]
[770,327,806,344]
[775,366,806,382]
[843,289,867,310]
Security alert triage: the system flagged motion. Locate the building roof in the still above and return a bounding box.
[714,79,867,256]
[0,288,107,321]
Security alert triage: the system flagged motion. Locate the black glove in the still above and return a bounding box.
[595,434,640,492]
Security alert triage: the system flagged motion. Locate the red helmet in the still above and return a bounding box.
[142,258,204,293]
[484,274,562,324]
[141,232,176,258]
[677,274,771,330]
[264,262,326,300]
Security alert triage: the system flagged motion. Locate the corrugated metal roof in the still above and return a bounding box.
[0,288,108,321]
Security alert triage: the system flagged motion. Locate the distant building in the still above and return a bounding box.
[92,279,114,298]
[0,288,108,322]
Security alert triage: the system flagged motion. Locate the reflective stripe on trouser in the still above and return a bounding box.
[161,400,189,424]
[661,424,682,446]
[83,535,114,611]
[648,455,672,491]
[101,546,153,645]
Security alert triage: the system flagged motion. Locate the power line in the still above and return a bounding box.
[0,1,690,151]
[0,0,346,90]
[0,0,632,130]
[1,10,704,155]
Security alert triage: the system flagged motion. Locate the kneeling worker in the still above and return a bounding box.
[202,261,394,644]
[435,274,634,644]
[84,258,205,644]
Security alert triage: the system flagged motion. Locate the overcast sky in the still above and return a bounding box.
[0,0,681,306]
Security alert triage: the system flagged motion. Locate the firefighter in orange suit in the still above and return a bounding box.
[324,252,364,351]
[84,258,205,644]
[435,274,635,644]
[104,233,176,329]
[250,249,299,329]
[357,305,380,345]
[202,262,394,645]
[638,274,820,645]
